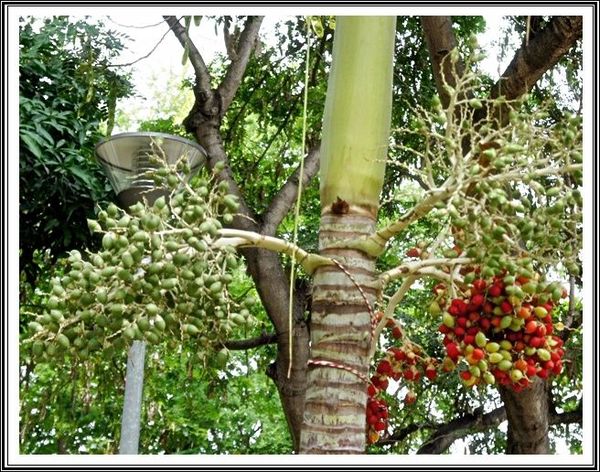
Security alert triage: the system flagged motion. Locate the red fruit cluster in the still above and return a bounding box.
[366,317,439,444]
[366,397,388,444]
[437,273,567,392]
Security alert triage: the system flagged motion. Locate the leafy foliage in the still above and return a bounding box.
[19,17,133,281]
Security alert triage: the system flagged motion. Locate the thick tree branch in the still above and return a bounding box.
[163,16,212,95]
[262,146,321,236]
[420,16,466,109]
[383,398,582,454]
[224,332,277,350]
[218,16,264,112]
[216,228,333,274]
[492,16,583,101]
[378,423,423,446]
[549,402,583,426]
[417,407,507,454]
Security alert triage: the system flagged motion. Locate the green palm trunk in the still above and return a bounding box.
[299,16,396,454]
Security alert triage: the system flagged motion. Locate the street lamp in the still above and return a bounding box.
[96,131,207,208]
[95,132,207,454]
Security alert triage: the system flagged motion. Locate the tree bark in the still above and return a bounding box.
[420,16,465,109]
[300,212,379,453]
[499,378,550,454]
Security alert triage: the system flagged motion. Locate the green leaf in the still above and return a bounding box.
[20,133,43,158]
[69,165,94,188]
[309,16,324,38]
[35,125,55,146]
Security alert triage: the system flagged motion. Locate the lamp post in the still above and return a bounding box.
[95,132,206,454]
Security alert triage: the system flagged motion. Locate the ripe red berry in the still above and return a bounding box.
[406,247,421,258]
[518,378,531,389]
[536,325,547,337]
[377,360,392,375]
[425,367,437,380]
[404,391,417,405]
[525,320,537,334]
[446,342,460,359]
[500,300,513,314]
[472,348,485,361]
[529,336,544,348]
[392,327,403,339]
[374,420,387,431]
[438,324,450,334]
[473,279,487,292]
[460,371,472,381]
[488,285,502,297]
[483,302,495,314]
[552,360,563,375]
[391,348,406,362]
[471,293,485,307]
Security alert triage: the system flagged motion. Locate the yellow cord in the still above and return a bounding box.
[287,20,311,378]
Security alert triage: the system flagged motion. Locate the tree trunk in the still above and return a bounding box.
[299,16,396,454]
[499,378,550,453]
[300,213,379,453]
[192,118,311,451]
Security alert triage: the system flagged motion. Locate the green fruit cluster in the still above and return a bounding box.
[24,165,256,365]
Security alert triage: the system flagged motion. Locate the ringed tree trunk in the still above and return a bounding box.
[299,17,396,454]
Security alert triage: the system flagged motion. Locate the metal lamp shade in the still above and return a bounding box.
[95,132,207,208]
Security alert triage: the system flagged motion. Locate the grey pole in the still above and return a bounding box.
[119,340,146,454]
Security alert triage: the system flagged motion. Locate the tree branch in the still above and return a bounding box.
[216,228,332,274]
[262,146,321,236]
[422,16,582,129]
[163,16,212,95]
[417,407,507,454]
[378,423,423,446]
[110,21,174,68]
[383,398,582,454]
[549,401,582,426]
[492,16,583,101]
[379,257,472,286]
[354,186,455,257]
[224,332,277,350]
[420,16,466,109]
[218,16,264,112]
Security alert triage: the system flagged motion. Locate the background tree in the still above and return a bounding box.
[19,16,133,283]
[20,14,583,455]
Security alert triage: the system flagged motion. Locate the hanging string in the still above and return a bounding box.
[287,19,312,379]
